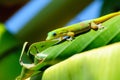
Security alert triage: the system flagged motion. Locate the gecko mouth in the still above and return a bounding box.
[46,36,51,40]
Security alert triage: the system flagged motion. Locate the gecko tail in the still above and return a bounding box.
[94,11,120,24]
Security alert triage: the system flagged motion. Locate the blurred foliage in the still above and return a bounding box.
[100,0,120,15]
[0,0,29,22]
[0,0,28,6]
[42,42,120,80]
[0,24,22,80]
[0,23,20,56]
[0,50,21,80]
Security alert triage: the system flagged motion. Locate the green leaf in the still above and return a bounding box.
[19,40,58,69]
[35,15,120,67]
[42,42,120,80]
[18,40,58,79]
[0,23,19,56]
[0,23,21,80]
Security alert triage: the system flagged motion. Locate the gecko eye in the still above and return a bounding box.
[52,32,57,36]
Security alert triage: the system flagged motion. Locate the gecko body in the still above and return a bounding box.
[46,11,120,41]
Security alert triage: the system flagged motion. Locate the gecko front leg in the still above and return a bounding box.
[90,22,104,30]
[66,31,75,41]
[53,32,75,45]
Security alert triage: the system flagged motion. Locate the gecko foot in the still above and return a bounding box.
[97,24,104,30]
[52,36,74,45]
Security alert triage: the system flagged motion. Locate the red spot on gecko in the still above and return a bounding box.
[80,23,84,26]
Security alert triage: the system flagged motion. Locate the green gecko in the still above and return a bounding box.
[46,11,120,41]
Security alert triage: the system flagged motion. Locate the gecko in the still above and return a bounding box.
[46,11,120,41]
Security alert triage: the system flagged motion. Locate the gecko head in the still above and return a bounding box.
[46,31,58,40]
